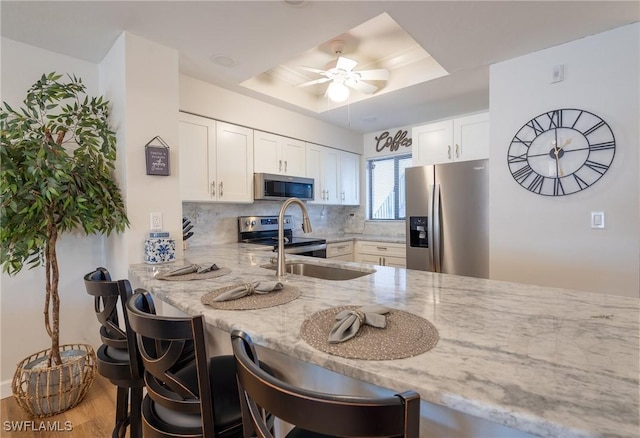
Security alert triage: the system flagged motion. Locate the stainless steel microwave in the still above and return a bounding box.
[254,173,314,201]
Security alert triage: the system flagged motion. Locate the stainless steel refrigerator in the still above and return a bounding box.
[405,159,489,278]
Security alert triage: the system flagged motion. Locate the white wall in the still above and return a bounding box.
[100,33,182,279]
[0,38,104,395]
[489,23,640,297]
[180,75,363,154]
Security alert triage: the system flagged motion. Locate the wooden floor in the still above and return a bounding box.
[1,374,119,437]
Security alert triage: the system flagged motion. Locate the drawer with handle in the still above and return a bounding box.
[326,241,354,259]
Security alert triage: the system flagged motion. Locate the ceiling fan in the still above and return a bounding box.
[296,40,390,102]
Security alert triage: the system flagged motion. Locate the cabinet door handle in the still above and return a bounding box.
[279,160,282,172]
[341,191,345,201]
[377,246,387,251]
[382,257,386,266]
[219,182,223,197]
[211,181,216,196]
[455,144,460,158]
[284,160,288,173]
[447,145,451,159]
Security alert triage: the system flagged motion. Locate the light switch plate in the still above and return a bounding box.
[591,211,605,229]
[551,64,565,83]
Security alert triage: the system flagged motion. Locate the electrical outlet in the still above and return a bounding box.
[150,212,162,230]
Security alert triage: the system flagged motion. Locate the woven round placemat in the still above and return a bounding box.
[300,306,439,360]
[201,283,300,310]
[157,267,231,281]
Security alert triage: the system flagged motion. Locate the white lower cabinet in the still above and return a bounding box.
[326,241,354,262]
[355,241,406,268]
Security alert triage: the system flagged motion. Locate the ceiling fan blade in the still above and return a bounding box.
[345,78,378,94]
[296,77,331,87]
[299,65,328,75]
[356,68,390,81]
[336,56,358,72]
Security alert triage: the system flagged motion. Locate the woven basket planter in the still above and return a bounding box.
[12,344,96,417]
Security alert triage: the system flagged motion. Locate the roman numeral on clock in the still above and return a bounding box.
[512,164,534,183]
[583,120,605,136]
[526,119,545,136]
[527,174,544,194]
[584,160,609,175]
[508,153,527,163]
[553,178,565,196]
[589,141,615,151]
[547,110,563,129]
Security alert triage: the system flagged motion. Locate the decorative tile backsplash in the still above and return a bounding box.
[182,202,405,247]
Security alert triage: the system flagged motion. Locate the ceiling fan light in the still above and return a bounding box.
[327,81,349,102]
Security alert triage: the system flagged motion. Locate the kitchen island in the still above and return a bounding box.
[129,243,639,438]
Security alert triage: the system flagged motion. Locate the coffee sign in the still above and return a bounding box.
[375,130,412,153]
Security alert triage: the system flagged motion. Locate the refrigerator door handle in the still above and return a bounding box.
[433,184,442,273]
[426,184,436,272]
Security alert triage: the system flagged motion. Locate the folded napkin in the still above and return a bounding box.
[328,305,390,344]
[212,281,284,302]
[163,263,219,277]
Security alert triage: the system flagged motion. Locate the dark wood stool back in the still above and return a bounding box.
[231,329,420,438]
[84,267,143,438]
[126,290,243,438]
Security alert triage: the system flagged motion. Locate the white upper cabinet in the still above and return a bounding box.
[339,151,360,205]
[254,131,306,177]
[412,112,489,166]
[178,113,253,203]
[306,143,359,206]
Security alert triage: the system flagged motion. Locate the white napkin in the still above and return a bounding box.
[212,281,284,302]
[163,263,219,277]
[328,305,390,344]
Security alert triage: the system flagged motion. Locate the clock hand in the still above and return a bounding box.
[558,137,572,150]
[552,145,563,177]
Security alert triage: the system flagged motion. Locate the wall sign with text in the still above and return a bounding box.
[145,136,171,176]
[375,130,412,153]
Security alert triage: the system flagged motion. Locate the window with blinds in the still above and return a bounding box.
[367,154,412,220]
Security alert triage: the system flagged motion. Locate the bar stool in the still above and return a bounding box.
[126,289,244,438]
[84,267,144,438]
[231,329,421,438]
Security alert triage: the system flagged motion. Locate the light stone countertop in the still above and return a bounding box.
[129,243,639,438]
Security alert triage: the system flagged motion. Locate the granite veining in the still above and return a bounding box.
[129,243,640,438]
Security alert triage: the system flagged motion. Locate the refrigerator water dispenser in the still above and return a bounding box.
[409,216,429,248]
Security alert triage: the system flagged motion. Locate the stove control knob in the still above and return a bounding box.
[251,220,256,226]
[284,218,290,224]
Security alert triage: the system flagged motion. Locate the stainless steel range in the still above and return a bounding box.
[238,215,326,258]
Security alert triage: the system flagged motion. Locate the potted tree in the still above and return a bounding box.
[0,72,129,416]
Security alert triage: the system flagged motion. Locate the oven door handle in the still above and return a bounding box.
[280,244,327,254]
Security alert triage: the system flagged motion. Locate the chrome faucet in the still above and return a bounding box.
[276,197,312,277]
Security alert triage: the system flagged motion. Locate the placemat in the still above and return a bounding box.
[157,267,231,281]
[201,283,300,310]
[300,306,439,360]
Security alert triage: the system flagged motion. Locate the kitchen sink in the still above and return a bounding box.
[262,262,375,281]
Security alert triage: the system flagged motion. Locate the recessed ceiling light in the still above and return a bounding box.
[361,116,378,123]
[211,54,237,68]
[283,0,307,7]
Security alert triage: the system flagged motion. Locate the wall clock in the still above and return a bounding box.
[507,108,615,196]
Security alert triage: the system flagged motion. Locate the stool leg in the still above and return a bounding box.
[113,386,129,438]
[129,387,144,438]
